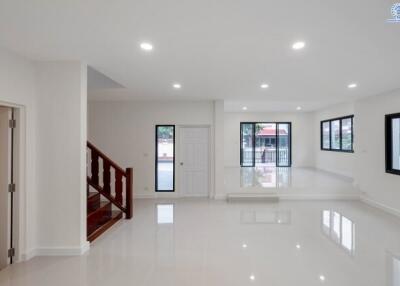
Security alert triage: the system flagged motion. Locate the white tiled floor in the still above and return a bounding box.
[1,198,400,286]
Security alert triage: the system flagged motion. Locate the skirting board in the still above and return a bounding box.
[216,193,360,201]
[135,193,210,199]
[360,195,400,219]
[23,241,90,260]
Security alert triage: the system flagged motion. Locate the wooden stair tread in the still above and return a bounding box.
[87,210,123,242]
[87,201,110,218]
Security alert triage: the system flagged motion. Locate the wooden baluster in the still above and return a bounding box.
[103,161,111,195]
[125,168,133,219]
[91,150,99,185]
[115,170,123,204]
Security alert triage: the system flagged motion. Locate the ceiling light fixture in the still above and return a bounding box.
[296,106,302,111]
[242,244,248,248]
[292,41,306,50]
[249,275,255,281]
[140,42,153,51]
[261,83,269,89]
[296,244,301,249]
[348,83,357,89]
[319,275,326,282]
[173,83,182,89]
[242,106,248,111]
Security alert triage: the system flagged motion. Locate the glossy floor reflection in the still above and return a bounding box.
[225,167,359,198]
[1,199,400,286]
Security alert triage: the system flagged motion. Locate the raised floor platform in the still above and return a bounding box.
[224,167,360,201]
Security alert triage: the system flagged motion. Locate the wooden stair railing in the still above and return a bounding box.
[86,141,133,242]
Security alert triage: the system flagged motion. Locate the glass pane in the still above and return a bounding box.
[322,122,330,149]
[255,123,277,166]
[277,123,290,166]
[156,126,174,191]
[341,118,352,151]
[331,120,340,150]
[241,123,254,166]
[392,118,400,170]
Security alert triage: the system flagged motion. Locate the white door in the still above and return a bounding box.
[179,127,209,197]
[0,107,11,270]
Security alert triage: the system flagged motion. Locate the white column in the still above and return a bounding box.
[35,61,88,255]
[214,100,225,199]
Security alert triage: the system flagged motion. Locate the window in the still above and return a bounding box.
[240,122,292,167]
[320,115,354,152]
[155,125,175,191]
[386,113,400,175]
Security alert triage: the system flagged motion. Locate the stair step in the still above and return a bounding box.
[87,201,112,233]
[87,211,123,242]
[87,192,101,213]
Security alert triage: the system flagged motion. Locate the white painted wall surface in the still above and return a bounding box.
[35,62,88,253]
[313,102,355,177]
[354,90,400,215]
[0,48,37,260]
[224,111,315,167]
[88,100,214,197]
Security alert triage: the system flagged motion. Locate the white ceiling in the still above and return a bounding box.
[0,0,399,111]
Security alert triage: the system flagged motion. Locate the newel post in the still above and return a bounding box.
[125,168,133,219]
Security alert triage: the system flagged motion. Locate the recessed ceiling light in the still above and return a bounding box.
[249,275,255,281]
[348,83,357,89]
[140,42,153,51]
[173,83,182,89]
[296,106,302,111]
[242,106,248,111]
[296,244,301,249]
[261,83,269,89]
[242,243,248,248]
[319,275,326,282]
[292,41,306,50]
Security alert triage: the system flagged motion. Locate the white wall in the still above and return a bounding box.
[224,111,315,167]
[35,62,88,253]
[313,102,355,177]
[0,48,37,260]
[354,90,400,215]
[0,48,88,259]
[88,100,214,197]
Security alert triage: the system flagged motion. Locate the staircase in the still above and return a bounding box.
[87,141,133,242]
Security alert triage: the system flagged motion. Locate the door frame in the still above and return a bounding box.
[176,125,212,198]
[240,122,292,167]
[155,125,176,192]
[0,101,24,263]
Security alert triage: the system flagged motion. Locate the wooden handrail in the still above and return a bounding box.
[87,141,133,219]
[87,141,126,174]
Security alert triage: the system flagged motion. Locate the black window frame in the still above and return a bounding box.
[240,122,292,167]
[385,113,400,176]
[155,125,175,192]
[320,115,354,153]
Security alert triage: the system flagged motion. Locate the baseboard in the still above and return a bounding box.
[280,194,360,200]
[360,195,400,218]
[135,194,157,199]
[135,193,210,199]
[25,242,90,258]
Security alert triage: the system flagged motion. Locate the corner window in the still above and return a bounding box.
[386,113,400,175]
[320,115,354,152]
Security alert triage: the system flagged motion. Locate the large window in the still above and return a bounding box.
[240,122,292,167]
[155,125,175,191]
[320,115,354,152]
[386,113,400,175]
